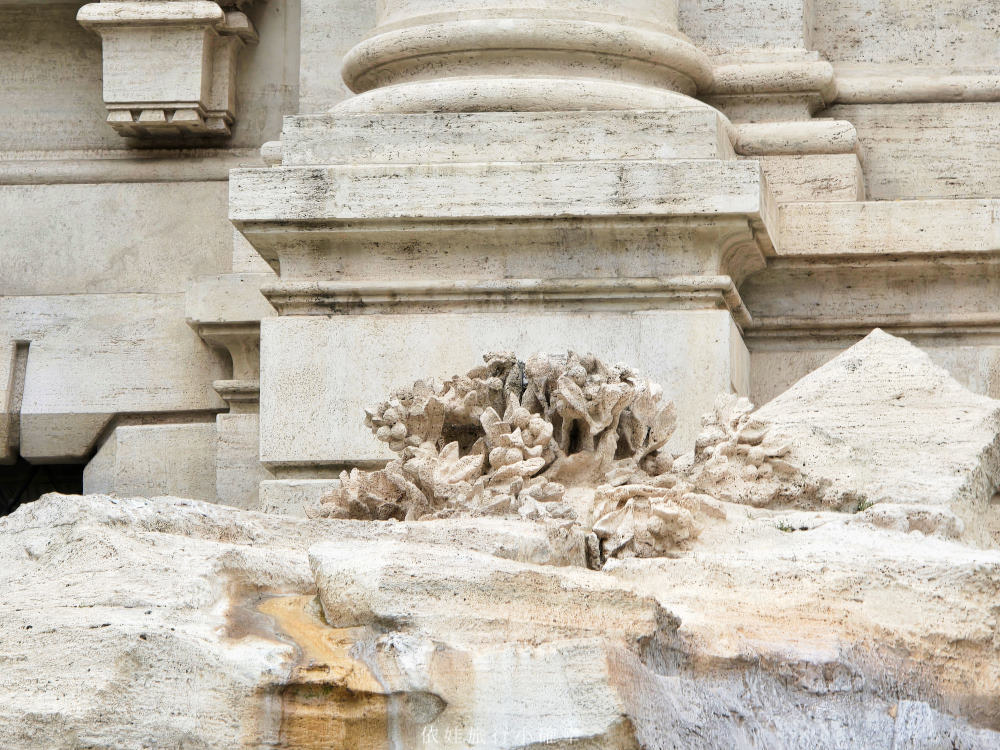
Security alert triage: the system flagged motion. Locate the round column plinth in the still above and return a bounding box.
[335,0,712,113]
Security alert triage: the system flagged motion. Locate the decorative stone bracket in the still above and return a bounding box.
[77,1,257,138]
[185,272,276,413]
[194,322,261,413]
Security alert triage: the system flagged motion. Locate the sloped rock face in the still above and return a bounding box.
[684,330,1000,545]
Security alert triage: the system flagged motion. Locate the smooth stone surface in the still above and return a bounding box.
[259,310,749,466]
[775,199,1000,256]
[2,293,227,461]
[215,413,272,511]
[754,153,865,202]
[84,423,219,502]
[826,103,1000,200]
[0,182,231,296]
[749,336,1000,406]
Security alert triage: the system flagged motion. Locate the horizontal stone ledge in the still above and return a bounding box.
[776,200,1000,257]
[834,66,1000,104]
[278,108,734,167]
[732,121,857,156]
[709,61,837,100]
[77,1,224,27]
[0,149,262,185]
[746,313,1000,337]
[260,276,752,328]
[762,252,1000,271]
[230,160,773,226]
[212,379,259,402]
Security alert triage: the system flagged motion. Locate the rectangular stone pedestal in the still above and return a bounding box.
[259,309,748,472]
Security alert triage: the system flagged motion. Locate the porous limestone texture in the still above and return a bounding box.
[5,475,1000,749]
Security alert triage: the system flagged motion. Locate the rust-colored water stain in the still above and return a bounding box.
[257,595,391,750]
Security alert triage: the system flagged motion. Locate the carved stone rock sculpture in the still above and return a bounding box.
[677,330,1000,546]
[311,352,708,561]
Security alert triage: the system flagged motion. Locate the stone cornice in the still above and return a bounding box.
[259,276,753,330]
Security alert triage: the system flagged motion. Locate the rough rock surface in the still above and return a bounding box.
[683,330,1000,545]
[3,491,1000,749]
[0,494,584,749]
[5,333,1000,748]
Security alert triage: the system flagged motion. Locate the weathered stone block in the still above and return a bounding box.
[746,330,1000,541]
[278,109,735,167]
[83,423,219,502]
[259,310,749,468]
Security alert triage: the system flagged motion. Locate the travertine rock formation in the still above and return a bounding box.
[313,352,703,561]
[4,485,1000,748]
[683,329,1000,546]
[5,333,1000,748]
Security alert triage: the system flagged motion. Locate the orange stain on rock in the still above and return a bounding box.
[257,595,391,750]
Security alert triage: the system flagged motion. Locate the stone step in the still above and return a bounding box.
[276,108,735,167]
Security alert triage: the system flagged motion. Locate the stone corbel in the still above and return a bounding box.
[77,1,258,138]
[192,322,261,413]
[185,272,276,413]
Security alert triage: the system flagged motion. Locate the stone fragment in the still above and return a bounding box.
[683,330,1000,545]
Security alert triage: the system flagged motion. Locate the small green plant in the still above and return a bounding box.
[855,499,875,513]
[776,521,794,533]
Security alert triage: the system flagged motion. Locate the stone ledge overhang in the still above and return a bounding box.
[230,158,775,327]
[260,276,753,329]
[230,160,773,225]
[743,199,1000,339]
